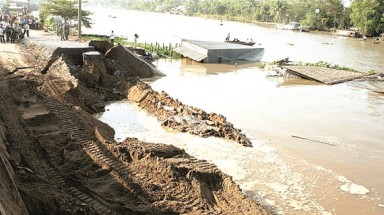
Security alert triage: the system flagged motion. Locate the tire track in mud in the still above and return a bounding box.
[40,61,217,214]
[91,130,219,214]
[43,75,177,214]
[1,71,265,215]
[42,76,119,214]
[0,75,116,214]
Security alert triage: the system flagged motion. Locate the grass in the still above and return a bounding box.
[259,60,378,74]
[299,61,359,72]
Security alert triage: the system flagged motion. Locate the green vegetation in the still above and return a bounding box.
[90,0,384,36]
[258,63,266,69]
[349,0,384,36]
[81,35,181,58]
[43,16,58,31]
[40,0,93,28]
[262,60,360,72]
[300,61,358,72]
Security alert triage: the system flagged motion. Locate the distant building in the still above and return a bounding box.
[6,0,30,16]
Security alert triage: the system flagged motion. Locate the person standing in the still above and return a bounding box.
[56,22,60,36]
[64,23,69,40]
[5,25,11,43]
[13,24,19,40]
[225,33,230,41]
[24,23,29,37]
[110,30,115,45]
[10,27,15,43]
[60,24,64,41]
[0,25,4,43]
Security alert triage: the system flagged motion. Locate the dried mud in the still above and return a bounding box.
[0,32,269,215]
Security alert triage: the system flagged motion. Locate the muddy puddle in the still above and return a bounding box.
[96,59,384,214]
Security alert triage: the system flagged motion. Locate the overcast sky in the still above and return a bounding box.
[343,0,352,7]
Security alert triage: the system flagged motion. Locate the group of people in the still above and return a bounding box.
[225,33,254,44]
[0,22,30,44]
[56,22,70,41]
[0,15,35,44]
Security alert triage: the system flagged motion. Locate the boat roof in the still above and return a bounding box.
[182,39,260,50]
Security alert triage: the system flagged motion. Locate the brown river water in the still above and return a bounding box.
[89,7,384,215]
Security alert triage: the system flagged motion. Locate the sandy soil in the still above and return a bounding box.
[0,30,270,214]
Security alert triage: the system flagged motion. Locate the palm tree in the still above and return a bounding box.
[270,0,289,23]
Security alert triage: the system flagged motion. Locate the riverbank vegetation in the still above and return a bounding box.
[300,61,359,72]
[260,60,362,73]
[81,34,180,58]
[91,0,384,36]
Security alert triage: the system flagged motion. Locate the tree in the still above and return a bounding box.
[40,0,93,28]
[350,0,384,36]
[269,0,289,23]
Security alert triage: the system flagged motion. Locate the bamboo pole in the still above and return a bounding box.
[291,135,336,146]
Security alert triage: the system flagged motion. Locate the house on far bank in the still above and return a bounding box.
[276,22,301,30]
[174,39,264,63]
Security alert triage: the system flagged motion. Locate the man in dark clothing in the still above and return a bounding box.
[5,26,11,42]
[10,28,15,43]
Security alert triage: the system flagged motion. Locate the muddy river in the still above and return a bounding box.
[89,7,384,215]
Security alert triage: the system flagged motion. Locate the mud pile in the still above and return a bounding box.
[128,82,253,147]
[0,35,269,214]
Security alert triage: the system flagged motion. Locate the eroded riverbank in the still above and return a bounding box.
[0,30,269,214]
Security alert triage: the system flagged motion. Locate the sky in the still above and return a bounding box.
[343,0,352,7]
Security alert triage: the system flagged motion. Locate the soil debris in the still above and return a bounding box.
[128,81,253,147]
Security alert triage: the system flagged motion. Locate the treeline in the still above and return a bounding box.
[90,0,384,36]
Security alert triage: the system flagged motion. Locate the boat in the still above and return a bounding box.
[276,22,301,31]
[298,26,310,32]
[372,38,381,44]
[336,28,361,37]
[225,40,255,46]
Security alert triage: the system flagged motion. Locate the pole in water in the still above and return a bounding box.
[291,135,337,146]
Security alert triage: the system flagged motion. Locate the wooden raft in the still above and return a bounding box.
[283,65,369,85]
